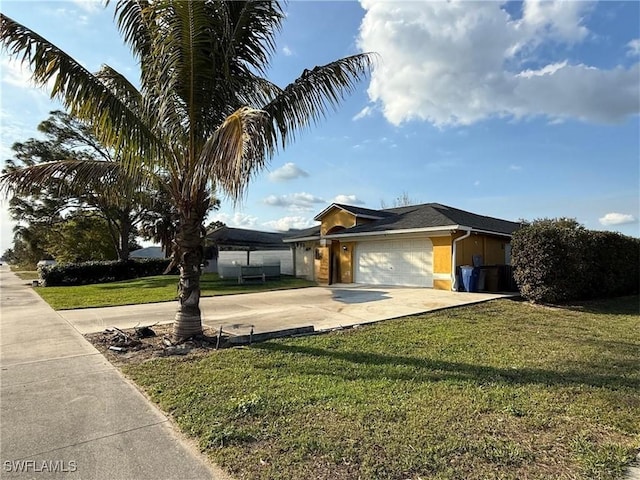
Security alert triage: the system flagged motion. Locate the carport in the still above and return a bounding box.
[205,226,291,271]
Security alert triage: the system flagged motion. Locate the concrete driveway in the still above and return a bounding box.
[59,285,512,336]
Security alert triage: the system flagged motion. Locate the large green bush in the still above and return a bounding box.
[39,258,174,287]
[512,219,639,303]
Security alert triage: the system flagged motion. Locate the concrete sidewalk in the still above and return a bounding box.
[58,284,511,336]
[0,266,230,480]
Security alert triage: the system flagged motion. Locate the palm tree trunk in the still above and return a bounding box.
[172,213,204,341]
[118,215,130,261]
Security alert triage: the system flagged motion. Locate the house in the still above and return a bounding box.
[284,203,521,291]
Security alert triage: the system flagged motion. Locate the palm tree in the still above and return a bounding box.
[0,1,372,341]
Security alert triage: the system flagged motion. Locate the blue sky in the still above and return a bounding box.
[1,0,639,253]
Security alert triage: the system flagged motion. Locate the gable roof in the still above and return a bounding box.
[206,226,289,250]
[313,203,393,221]
[287,202,521,242]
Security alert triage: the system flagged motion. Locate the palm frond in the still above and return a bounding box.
[0,159,152,203]
[197,106,271,201]
[0,14,163,168]
[223,1,285,76]
[95,65,144,116]
[111,0,153,62]
[264,53,375,146]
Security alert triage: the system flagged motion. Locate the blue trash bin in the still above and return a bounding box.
[460,266,480,292]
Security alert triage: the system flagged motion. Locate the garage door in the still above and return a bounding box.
[355,238,433,287]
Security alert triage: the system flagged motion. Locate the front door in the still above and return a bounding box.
[330,241,341,284]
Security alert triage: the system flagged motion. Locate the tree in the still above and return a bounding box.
[1,1,372,341]
[1,110,156,261]
[45,212,119,263]
[381,191,416,209]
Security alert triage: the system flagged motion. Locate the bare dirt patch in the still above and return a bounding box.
[84,324,223,366]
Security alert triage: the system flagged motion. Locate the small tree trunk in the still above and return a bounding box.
[172,213,204,341]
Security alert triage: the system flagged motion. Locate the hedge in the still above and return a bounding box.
[38,258,175,287]
[511,219,639,303]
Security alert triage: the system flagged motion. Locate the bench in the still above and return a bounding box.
[238,265,265,284]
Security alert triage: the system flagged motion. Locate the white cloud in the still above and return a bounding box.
[209,212,257,228]
[509,164,523,171]
[263,216,317,232]
[627,39,640,57]
[268,162,309,182]
[263,192,325,212]
[520,0,590,43]
[598,212,636,226]
[516,61,568,79]
[352,105,374,121]
[358,0,639,127]
[332,194,364,205]
[282,45,293,56]
[71,0,103,14]
[1,56,59,102]
[1,57,38,89]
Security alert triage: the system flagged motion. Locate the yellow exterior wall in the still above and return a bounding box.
[454,233,509,267]
[433,279,451,290]
[431,236,452,275]
[431,235,453,291]
[320,209,356,235]
[483,237,505,265]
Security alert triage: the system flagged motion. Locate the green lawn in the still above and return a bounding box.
[124,296,640,480]
[35,273,316,310]
[11,270,40,281]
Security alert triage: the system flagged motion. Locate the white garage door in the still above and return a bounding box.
[355,238,433,287]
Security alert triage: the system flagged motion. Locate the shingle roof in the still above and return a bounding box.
[206,227,289,250]
[375,203,521,235]
[282,203,522,242]
[283,225,321,240]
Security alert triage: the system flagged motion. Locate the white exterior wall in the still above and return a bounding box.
[294,243,315,280]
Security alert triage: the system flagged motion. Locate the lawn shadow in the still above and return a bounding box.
[96,276,178,290]
[254,342,639,391]
[543,295,639,316]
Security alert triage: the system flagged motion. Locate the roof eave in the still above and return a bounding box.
[324,225,461,239]
[324,225,515,240]
[283,235,321,243]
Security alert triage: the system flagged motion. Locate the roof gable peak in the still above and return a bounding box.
[313,203,393,221]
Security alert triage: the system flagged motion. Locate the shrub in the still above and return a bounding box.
[512,219,639,303]
[39,258,175,287]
